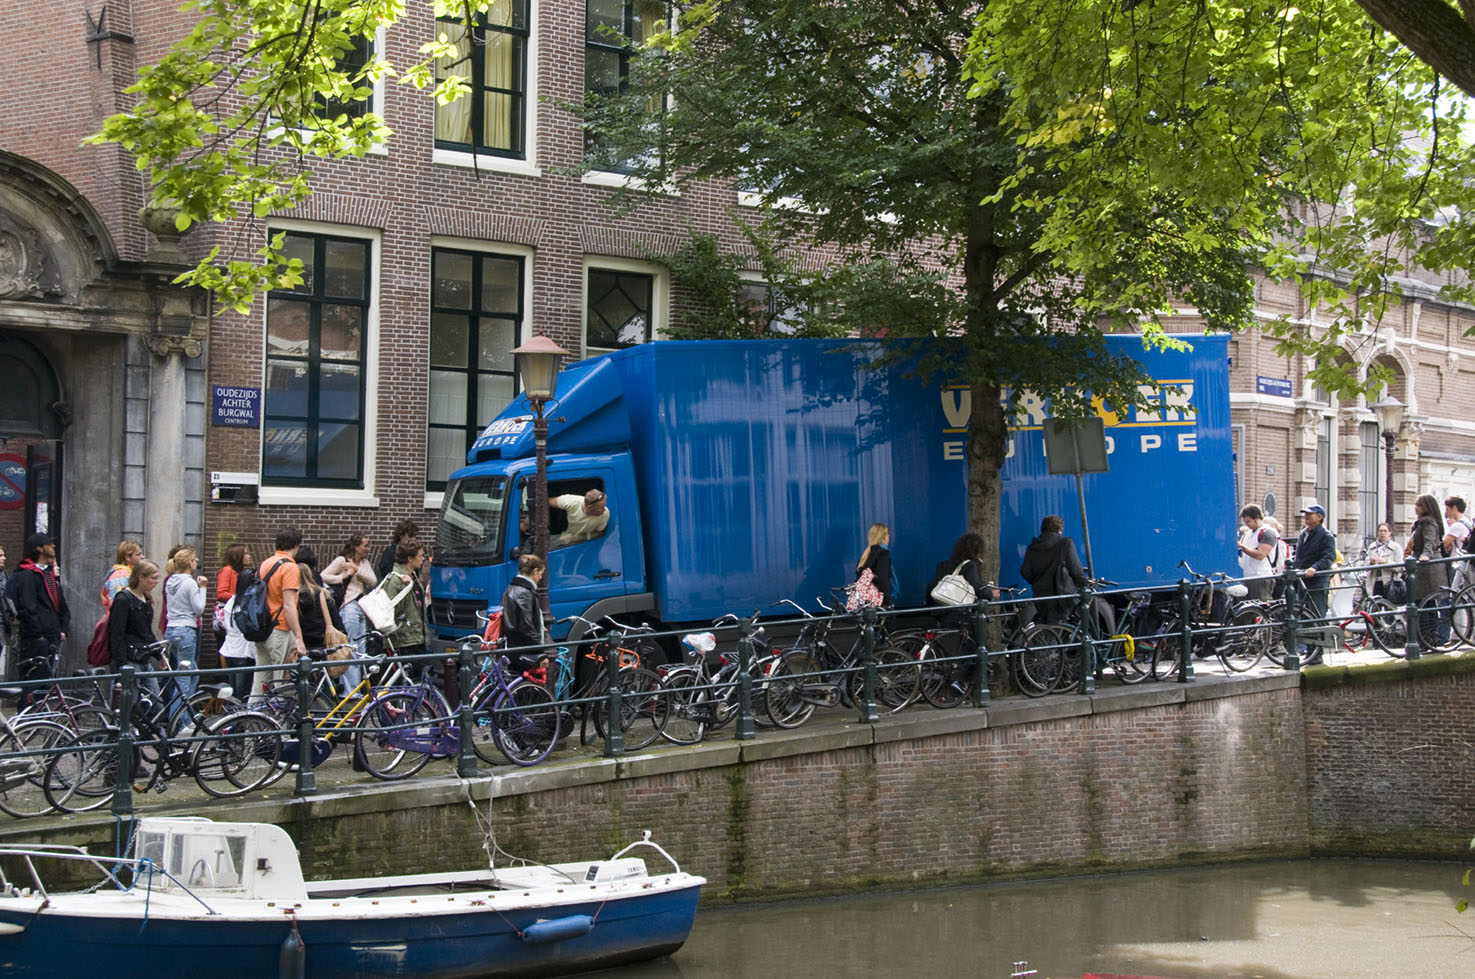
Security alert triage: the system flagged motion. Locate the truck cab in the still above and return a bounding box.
[429,456,648,644]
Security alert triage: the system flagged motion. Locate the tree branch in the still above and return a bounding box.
[1356,0,1475,98]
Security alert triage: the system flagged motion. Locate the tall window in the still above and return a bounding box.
[435,0,530,157]
[1314,416,1333,527]
[1360,420,1381,541]
[319,31,374,122]
[586,267,652,355]
[584,0,666,168]
[428,248,525,488]
[263,232,370,487]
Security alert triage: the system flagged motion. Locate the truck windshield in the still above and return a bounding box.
[436,476,508,564]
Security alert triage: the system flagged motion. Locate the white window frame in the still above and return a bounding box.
[582,255,667,358]
[431,0,541,176]
[258,218,382,508]
[423,237,537,510]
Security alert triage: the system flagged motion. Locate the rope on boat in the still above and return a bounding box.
[137,858,154,934]
[84,814,141,895]
[457,772,538,873]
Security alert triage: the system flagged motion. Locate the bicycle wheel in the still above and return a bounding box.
[1362,595,1406,655]
[656,669,709,746]
[1145,618,1186,680]
[43,727,122,814]
[353,692,437,780]
[1451,583,1475,647]
[844,648,917,713]
[749,654,780,728]
[1416,589,1460,653]
[1218,605,1269,672]
[192,710,283,797]
[920,643,969,708]
[590,667,664,751]
[491,682,561,766]
[0,718,73,818]
[1013,624,1069,697]
[1108,628,1154,684]
[765,651,819,729]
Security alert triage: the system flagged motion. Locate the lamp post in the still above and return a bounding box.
[1371,393,1404,527]
[512,335,570,612]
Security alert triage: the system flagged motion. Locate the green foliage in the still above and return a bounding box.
[91,0,491,309]
[973,1,1475,380]
[584,0,1475,416]
[1461,837,1474,914]
[652,224,956,340]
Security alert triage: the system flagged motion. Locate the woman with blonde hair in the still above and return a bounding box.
[855,522,894,609]
[163,546,207,722]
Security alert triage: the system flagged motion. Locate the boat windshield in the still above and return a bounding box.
[136,827,247,891]
[436,475,509,565]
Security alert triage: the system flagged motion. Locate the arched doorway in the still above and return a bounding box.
[0,332,63,561]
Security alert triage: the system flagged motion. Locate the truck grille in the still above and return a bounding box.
[429,598,487,634]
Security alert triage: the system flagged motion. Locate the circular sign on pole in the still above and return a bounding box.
[0,453,24,511]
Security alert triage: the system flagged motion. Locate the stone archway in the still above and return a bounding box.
[0,151,208,668]
[0,333,65,558]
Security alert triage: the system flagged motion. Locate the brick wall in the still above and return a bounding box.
[1302,656,1475,856]
[8,665,1474,901]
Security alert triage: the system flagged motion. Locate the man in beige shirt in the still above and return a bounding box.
[552,489,609,544]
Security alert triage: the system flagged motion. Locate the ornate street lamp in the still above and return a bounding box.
[1371,393,1404,526]
[512,335,570,611]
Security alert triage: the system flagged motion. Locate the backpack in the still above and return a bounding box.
[232,560,287,642]
[86,612,111,667]
[1457,516,1475,557]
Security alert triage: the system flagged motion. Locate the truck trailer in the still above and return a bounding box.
[428,337,1234,643]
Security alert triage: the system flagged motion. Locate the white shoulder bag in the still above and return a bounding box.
[929,561,977,606]
[357,573,413,635]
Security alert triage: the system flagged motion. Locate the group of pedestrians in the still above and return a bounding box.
[1234,493,1475,663]
[71,520,434,715]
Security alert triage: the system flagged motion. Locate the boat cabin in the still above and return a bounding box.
[133,817,307,901]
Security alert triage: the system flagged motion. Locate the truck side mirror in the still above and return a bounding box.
[510,546,522,560]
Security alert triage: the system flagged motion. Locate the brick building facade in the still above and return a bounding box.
[1,2,1474,664]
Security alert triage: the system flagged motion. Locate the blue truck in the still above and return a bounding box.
[428,337,1235,644]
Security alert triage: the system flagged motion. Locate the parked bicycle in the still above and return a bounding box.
[350,630,561,779]
[42,641,283,811]
[764,595,915,727]
[543,616,666,751]
[889,587,1023,708]
[657,613,784,745]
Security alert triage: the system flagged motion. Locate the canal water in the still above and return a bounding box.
[596,859,1473,978]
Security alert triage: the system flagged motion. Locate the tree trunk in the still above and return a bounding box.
[966,382,1009,590]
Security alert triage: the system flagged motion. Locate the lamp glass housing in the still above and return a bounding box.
[512,336,569,401]
[1370,394,1404,435]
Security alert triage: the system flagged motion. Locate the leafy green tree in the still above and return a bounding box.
[95,0,1475,581]
[92,0,475,310]
[582,0,1475,575]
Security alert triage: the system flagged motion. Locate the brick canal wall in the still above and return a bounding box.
[7,659,1473,901]
[1302,654,1475,857]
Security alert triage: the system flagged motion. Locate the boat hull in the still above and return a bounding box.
[0,883,702,978]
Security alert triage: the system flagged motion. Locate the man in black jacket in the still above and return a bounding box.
[1019,515,1087,624]
[6,533,69,704]
[500,554,546,656]
[1292,503,1337,664]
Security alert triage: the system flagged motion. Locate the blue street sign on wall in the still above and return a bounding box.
[212,386,261,427]
[1256,376,1293,398]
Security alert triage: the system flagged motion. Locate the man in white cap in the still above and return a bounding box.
[1291,503,1337,664]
